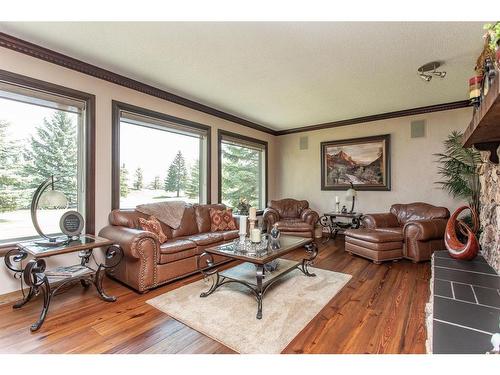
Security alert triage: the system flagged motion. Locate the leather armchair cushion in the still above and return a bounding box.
[270,199,309,219]
[390,203,450,225]
[362,213,399,229]
[276,219,313,232]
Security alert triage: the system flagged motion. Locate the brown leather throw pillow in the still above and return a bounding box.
[209,208,237,231]
[138,215,168,243]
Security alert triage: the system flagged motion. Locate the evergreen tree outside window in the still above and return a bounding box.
[218,131,267,211]
[115,104,209,208]
[0,83,86,244]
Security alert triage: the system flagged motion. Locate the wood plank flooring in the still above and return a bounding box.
[0,238,430,354]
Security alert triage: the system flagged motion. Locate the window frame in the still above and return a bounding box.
[111,100,211,209]
[217,129,268,213]
[0,69,96,255]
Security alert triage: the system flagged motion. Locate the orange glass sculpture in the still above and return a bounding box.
[444,206,480,260]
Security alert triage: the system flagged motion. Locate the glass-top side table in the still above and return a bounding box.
[4,234,123,332]
[319,212,363,242]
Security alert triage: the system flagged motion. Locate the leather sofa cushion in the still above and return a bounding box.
[276,219,313,232]
[194,204,227,233]
[178,232,224,246]
[221,230,239,241]
[344,228,403,243]
[171,206,199,238]
[159,239,197,264]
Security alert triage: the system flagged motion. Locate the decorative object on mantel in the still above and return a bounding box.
[31,175,73,246]
[469,75,483,107]
[462,23,500,164]
[444,205,480,261]
[483,22,500,66]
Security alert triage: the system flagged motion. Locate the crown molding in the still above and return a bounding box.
[276,100,472,135]
[0,32,277,136]
[0,32,471,137]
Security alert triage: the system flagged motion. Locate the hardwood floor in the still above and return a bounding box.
[0,238,430,354]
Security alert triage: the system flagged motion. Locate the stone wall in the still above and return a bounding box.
[478,158,500,273]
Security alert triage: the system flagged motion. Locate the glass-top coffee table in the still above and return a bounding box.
[196,235,318,319]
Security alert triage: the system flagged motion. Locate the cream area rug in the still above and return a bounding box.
[147,260,352,354]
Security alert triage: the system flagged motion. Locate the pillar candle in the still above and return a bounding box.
[335,196,339,203]
[250,228,261,243]
[239,216,247,235]
[249,207,257,220]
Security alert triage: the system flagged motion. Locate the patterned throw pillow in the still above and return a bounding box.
[138,215,168,243]
[210,208,237,231]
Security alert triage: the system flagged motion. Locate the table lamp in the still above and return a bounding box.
[31,175,69,246]
[345,182,357,213]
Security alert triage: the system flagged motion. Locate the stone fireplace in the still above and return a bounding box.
[478,157,500,273]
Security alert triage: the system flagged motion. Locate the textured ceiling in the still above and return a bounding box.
[0,22,485,130]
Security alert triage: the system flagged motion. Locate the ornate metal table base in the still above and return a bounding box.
[196,242,318,320]
[319,213,362,243]
[4,245,122,332]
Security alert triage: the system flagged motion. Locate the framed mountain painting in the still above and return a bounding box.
[320,134,391,191]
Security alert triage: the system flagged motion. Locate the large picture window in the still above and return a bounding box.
[218,130,267,211]
[112,101,210,209]
[0,70,94,246]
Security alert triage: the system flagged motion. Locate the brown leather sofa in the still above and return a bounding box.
[263,199,319,239]
[344,202,450,263]
[98,204,237,293]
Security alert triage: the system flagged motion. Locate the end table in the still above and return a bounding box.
[319,212,363,242]
[4,234,123,332]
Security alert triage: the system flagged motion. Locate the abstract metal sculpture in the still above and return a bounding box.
[444,206,480,260]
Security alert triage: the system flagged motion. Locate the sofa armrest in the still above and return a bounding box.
[98,225,160,292]
[362,213,399,229]
[300,208,320,226]
[263,208,280,231]
[403,219,448,242]
[99,225,160,260]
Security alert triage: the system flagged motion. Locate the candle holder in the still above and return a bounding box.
[335,202,340,213]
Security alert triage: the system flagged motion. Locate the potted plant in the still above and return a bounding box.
[484,22,500,66]
[434,131,482,229]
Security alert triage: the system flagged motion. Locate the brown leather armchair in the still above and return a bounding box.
[345,202,450,263]
[263,199,319,239]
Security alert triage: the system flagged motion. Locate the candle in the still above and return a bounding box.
[335,196,339,203]
[239,216,247,235]
[249,207,257,220]
[250,228,261,243]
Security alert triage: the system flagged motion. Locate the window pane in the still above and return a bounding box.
[119,120,205,208]
[0,97,84,244]
[220,141,265,210]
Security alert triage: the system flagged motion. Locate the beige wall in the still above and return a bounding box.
[0,47,473,297]
[0,48,278,295]
[276,107,472,217]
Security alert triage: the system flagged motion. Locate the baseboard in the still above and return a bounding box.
[0,288,27,306]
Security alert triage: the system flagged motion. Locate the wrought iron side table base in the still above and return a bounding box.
[4,245,123,332]
[196,242,318,320]
[319,214,362,243]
